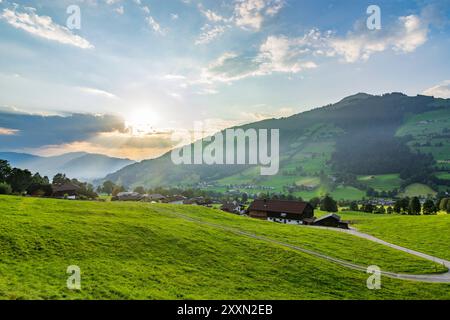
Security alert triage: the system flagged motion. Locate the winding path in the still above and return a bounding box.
[170,211,450,283]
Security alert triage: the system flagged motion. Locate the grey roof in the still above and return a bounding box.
[314,213,341,223]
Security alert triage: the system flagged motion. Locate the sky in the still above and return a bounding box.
[0,0,449,160]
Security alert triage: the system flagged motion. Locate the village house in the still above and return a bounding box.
[247,199,314,225]
[51,183,81,199]
[113,192,142,201]
[142,194,166,202]
[308,213,349,229]
[220,201,245,215]
[164,195,187,205]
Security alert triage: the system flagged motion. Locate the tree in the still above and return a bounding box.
[439,198,449,212]
[26,173,52,197]
[409,197,421,215]
[133,186,146,194]
[0,182,12,195]
[102,181,116,195]
[320,195,338,212]
[349,202,359,211]
[422,199,437,215]
[361,203,375,213]
[0,160,12,183]
[6,168,33,193]
[393,200,402,214]
[241,192,249,203]
[309,197,320,209]
[112,185,126,197]
[447,201,450,214]
[375,206,386,214]
[52,173,70,185]
[386,206,394,214]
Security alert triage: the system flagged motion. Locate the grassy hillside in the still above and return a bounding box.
[1,196,450,299]
[336,211,450,261]
[102,93,450,200]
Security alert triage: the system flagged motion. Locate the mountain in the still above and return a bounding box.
[102,93,450,200]
[0,152,135,181]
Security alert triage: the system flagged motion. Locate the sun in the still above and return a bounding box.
[125,108,161,135]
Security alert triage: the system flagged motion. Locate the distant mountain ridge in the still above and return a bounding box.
[100,92,450,200]
[0,152,135,181]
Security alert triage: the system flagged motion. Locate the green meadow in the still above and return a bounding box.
[0,195,449,300]
[336,211,450,261]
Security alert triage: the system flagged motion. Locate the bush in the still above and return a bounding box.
[0,182,12,195]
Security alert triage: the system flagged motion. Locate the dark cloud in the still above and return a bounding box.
[0,109,126,149]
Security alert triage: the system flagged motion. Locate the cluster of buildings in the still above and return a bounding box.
[247,199,349,229]
[112,192,349,230]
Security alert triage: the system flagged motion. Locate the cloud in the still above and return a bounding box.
[0,127,19,136]
[199,35,318,84]
[196,12,430,87]
[0,6,94,49]
[146,16,164,34]
[196,24,228,45]
[114,6,124,15]
[78,87,119,100]
[327,15,428,63]
[423,80,450,98]
[198,4,228,23]
[0,111,126,149]
[28,131,178,161]
[233,0,284,31]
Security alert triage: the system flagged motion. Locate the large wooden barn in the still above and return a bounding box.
[247,199,314,225]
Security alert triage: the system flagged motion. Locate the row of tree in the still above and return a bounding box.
[1,160,51,195]
[0,159,97,199]
[347,197,441,215]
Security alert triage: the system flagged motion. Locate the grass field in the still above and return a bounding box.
[336,211,450,261]
[399,183,437,198]
[0,195,450,300]
[357,174,403,191]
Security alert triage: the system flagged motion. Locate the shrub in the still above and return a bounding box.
[0,182,12,195]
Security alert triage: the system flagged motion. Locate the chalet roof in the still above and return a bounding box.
[248,199,311,215]
[314,213,341,223]
[52,183,81,193]
[221,202,241,211]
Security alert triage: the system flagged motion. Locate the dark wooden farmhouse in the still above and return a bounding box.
[247,199,314,225]
[51,183,81,198]
[312,213,349,229]
[221,201,244,214]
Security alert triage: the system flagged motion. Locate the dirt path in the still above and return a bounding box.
[170,211,450,283]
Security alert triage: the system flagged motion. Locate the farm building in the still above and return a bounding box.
[312,213,349,229]
[51,183,81,199]
[164,195,187,205]
[221,201,244,214]
[113,192,142,201]
[247,199,314,225]
[142,194,166,202]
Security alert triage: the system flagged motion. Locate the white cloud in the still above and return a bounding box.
[196,24,227,45]
[233,0,284,31]
[423,80,450,98]
[0,127,19,136]
[114,6,124,15]
[199,34,318,84]
[171,13,179,20]
[0,7,93,49]
[328,15,428,63]
[146,16,164,34]
[198,4,228,23]
[78,87,119,100]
